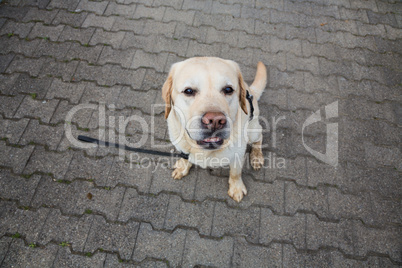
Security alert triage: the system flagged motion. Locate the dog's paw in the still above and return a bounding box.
[228,179,247,202]
[171,158,191,180]
[250,149,264,170]
[172,168,184,180]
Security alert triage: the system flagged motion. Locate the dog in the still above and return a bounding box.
[162,57,267,202]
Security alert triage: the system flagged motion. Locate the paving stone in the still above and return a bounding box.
[104,2,137,18]
[285,182,329,218]
[143,20,176,38]
[77,185,126,220]
[182,230,234,268]
[354,222,401,262]
[0,205,49,243]
[98,46,136,68]
[89,28,125,49]
[107,65,146,88]
[0,170,40,206]
[339,7,369,22]
[66,42,103,64]
[76,0,108,15]
[58,25,95,44]
[19,119,63,149]
[153,36,189,57]
[73,62,113,85]
[49,99,93,126]
[39,58,79,81]
[0,54,15,74]
[153,0,183,9]
[0,21,34,38]
[186,40,221,57]
[0,6,29,20]
[82,13,116,31]
[23,146,73,179]
[84,215,139,259]
[0,236,12,265]
[132,4,164,20]
[118,188,169,228]
[8,73,52,99]
[163,7,195,24]
[14,96,58,123]
[194,13,255,34]
[106,156,153,191]
[132,223,186,267]
[212,202,260,242]
[80,83,121,105]
[5,55,46,77]
[36,209,93,251]
[0,141,34,173]
[164,195,214,235]
[1,239,58,267]
[371,195,401,227]
[45,78,86,104]
[328,188,377,224]
[0,117,29,144]
[149,158,197,199]
[344,96,395,123]
[53,246,106,267]
[182,0,212,12]
[0,73,20,95]
[364,141,401,170]
[47,0,80,11]
[32,39,71,60]
[23,7,58,24]
[131,50,169,72]
[233,238,282,267]
[173,22,208,42]
[64,151,113,183]
[51,9,88,27]
[283,244,397,267]
[111,17,145,33]
[30,175,83,213]
[0,93,24,117]
[306,215,354,255]
[260,209,306,249]
[28,22,64,41]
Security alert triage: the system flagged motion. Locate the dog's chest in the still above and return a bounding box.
[188,145,246,168]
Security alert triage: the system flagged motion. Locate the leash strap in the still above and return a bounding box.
[246,90,254,120]
[77,135,189,159]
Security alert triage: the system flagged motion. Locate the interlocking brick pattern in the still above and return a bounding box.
[0,0,401,267]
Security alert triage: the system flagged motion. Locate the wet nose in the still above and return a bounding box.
[201,112,226,130]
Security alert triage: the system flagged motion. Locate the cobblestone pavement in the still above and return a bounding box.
[0,0,401,267]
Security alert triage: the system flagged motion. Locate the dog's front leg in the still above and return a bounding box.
[228,161,247,202]
[172,158,192,180]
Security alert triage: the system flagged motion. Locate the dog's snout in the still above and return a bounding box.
[201,112,226,130]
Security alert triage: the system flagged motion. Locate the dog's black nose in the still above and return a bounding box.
[201,112,226,130]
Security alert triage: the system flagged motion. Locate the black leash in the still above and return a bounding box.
[246,90,254,120]
[77,135,189,159]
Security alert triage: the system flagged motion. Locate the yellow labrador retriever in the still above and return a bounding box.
[162,57,267,202]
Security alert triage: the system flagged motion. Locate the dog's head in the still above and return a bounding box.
[162,57,248,150]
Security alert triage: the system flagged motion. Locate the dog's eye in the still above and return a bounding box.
[183,88,195,96]
[222,86,234,95]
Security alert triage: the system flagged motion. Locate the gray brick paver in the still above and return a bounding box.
[0,0,401,266]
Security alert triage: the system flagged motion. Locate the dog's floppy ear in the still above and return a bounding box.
[238,70,248,115]
[227,60,248,115]
[162,64,176,119]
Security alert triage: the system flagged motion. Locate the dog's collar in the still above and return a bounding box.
[246,90,254,120]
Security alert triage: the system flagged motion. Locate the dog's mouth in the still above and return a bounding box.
[196,136,224,149]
